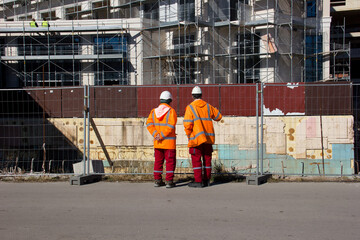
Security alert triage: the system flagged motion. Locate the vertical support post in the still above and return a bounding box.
[333,42,336,80]
[83,84,87,175]
[290,0,293,82]
[304,0,306,82]
[228,0,231,84]
[256,83,259,176]
[260,82,264,175]
[47,22,51,86]
[266,0,269,83]
[315,0,319,82]
[96,20,100,85]
[22,21,27,86]
[87,84,90,174]
[301,162,304,177]
[30,158,34,174]
[42,66,46,173]
[349,42,351,81]
[320,108,325,175]
[246,82,268,185]
[159,19,161,84]
[72,20,75,86]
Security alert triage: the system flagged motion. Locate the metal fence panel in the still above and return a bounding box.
[220,84,257,116]
[305,83,352,115]
[94,86,137,118]
[137,86,179,117]
[0,88,84,175]
[0,83,358,177]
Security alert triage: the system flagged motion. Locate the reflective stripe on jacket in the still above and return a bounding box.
[146,103,177,149]
[183,99,222,148]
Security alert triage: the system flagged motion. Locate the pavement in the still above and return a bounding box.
[0,181,359,240]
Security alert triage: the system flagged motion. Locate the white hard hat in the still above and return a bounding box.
[192,86,202,95]
[160,91,172,100]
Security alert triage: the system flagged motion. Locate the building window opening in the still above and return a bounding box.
[306,35,323,82]
[95,59,128,85]
[307,0,316,18]
[236,33,261,83]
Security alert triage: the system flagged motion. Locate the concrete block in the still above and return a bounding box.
[324,117,348,140]
[306,137,329,150]
[246,175,269,185]
[265,132,286,154]
[73,160,105,175]
[265,117,285,133]
[70,174,102,185]
[306,116,320,138]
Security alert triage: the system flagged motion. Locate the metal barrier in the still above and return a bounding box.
[0,83,358,177]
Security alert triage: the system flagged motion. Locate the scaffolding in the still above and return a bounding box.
[0,0,352,86]
[0,19,143,87]
[329,20,351,81]
[140,0,333,84]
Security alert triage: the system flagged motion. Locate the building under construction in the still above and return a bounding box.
[0,0,351,87]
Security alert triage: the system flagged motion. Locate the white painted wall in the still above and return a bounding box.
[48,115,354,164]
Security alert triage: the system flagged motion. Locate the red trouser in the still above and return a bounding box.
[154,148,176,181]
[189,144,213,183]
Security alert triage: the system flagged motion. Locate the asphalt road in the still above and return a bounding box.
[0,181,359,240]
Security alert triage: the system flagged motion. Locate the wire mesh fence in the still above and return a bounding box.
[0,83,358,177]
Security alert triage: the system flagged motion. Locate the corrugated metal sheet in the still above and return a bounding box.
[42,89,62,117]
[178,86,196,116]
[1,84,353,119]
[94,87,137,118]
[137,86,178,117]
[178,85,220,117]
[220,84,257,116]
[305,83,352,115]
[62,88,94,118]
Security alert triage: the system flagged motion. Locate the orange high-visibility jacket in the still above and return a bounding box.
[183,99,222,148]
[146,103,177,149]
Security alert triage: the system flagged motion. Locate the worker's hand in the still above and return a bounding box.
[154,134,161,141]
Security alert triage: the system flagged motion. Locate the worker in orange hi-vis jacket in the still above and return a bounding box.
[146,91,177,188]
[183,86,222,188]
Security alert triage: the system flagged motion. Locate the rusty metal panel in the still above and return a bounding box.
[178,86,194,117]
[29,89,62,118]
[220,84,257,116]
[43,89,62,117]
[137,86,178,117]
[263,83,305,116]
[62,88,94,118]
[306,83,352,115]
[94,87,137,118]
[178,85,220,117]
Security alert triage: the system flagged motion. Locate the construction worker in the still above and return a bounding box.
[42,18,50,28]
[146,91,177,188]
[30,18,38,27]
[184,86,222,188]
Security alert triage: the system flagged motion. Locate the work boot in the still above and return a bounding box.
[154,179,165,187]
[203,179,211,187]
[188,182,203,188]
[166,181,176,188]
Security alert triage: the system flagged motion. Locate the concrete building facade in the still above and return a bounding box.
[0,0,345,87]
